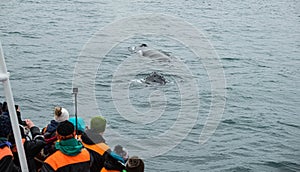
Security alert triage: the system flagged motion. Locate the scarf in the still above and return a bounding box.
[55,138,83,156]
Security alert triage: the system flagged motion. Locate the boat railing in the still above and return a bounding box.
[0,41,29,172]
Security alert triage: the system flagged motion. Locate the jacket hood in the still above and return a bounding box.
[55,138,83,156]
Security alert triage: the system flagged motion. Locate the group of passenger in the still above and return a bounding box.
[0,102,144,172]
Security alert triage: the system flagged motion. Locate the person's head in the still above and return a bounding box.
[114,145,129,161]
[56,120,75,140]
[90,116,106,134]
[0,115,12,138]
[69,117,86,134]
[54,106,69,122]
[2,101,8,113]
[15,105,19,111]
[125,156,144,172]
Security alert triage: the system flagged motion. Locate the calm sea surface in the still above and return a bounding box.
[0,0,299,171]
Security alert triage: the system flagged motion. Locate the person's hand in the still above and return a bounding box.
[25,119,34,129]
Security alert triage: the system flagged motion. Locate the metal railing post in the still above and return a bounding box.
[0,41,29,172]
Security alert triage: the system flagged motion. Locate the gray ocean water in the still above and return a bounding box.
[0,0,299,171]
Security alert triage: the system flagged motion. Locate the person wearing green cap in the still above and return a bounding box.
[90,116,106,134]
[81,116,125,172]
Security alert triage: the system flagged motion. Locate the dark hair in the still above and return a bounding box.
[15,105,19,111]
[56,120,74,138]
[2,101,8,112]
[125,156,144,172]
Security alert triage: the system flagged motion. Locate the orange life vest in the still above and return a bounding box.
[82,142,110,156]
[82,142,121,172]
[44,148,90,171]
[100,168,120,172]
[0,146,13,160]
[11,138,26,153]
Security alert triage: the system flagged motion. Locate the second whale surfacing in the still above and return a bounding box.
[144,72,166,85]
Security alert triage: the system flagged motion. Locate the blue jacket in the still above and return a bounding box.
[44,120,59,139]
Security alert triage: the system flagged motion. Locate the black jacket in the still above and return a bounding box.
[12,126,46,172]
[81,130,125,172]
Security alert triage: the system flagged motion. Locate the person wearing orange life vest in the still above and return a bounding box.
[41,120,92,172]
[81,116,125,172]
[0,115,21,172]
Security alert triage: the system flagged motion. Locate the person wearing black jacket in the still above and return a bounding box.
[9,119,46,172]
[81,116,125,172]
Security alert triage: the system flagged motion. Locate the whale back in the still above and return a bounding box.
[144,72,166,85]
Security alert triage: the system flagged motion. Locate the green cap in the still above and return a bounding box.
[90,116,106,133]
